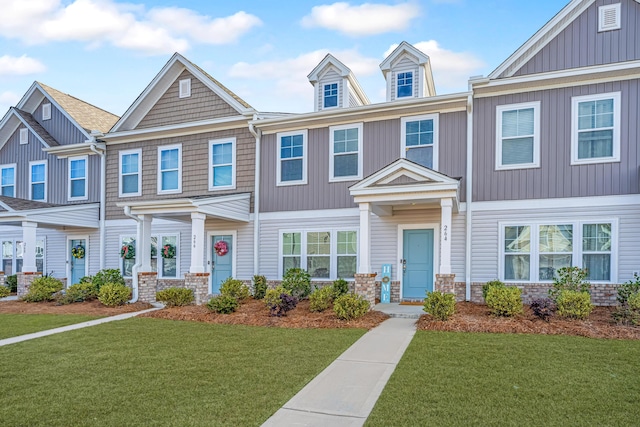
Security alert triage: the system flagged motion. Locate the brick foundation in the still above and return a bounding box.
[354,273,376,310]
[184,273,210,305]
[17,272,42,297]
[0,271,5,289]
[137,272,157,303]
[435,274,456,295]
[467,282,620,306]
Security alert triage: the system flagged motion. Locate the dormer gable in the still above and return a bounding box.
[307,54,370,112]
[380,41,436,102]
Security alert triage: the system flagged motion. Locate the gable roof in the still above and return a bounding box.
[13,109,59,147]
[0,108,59,150]
[111,53,255,132]
[307,54,370,105]
[379,41,436,97]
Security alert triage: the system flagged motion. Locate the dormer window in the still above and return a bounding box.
[179,79,191,98]
[397,72,413,98]
[42,103,51,120]
[323,83,338,108]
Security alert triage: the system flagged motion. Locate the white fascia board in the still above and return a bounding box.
[351,184,459,198]
[191,192,251,207]
[198,205,250,223]
[380,41,429,72]
[43,142,106,158]
[353,189,458,204]
[0,109,51,149]
[347,73,370,105]
[351,159,459,191]
[473,194,640,212]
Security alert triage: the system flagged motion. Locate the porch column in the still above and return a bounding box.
[358,203,371,274]
[190,212,206,273]
[21,221,38,273]
[439,198,453,274]
[137,214,153,272]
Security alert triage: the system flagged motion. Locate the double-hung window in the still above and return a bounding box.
[397,71,413,98]
[209,138,235,190]
[1,164,15,197]
[119,149,141,197]
[29,160,46,201]
[68,156,88,200]
[571,92,621,164]
[2,239,45,274]
[582,223,612,281]
[330,123,362,181]
[401,114,438,169]
[496,102,540,169]
[277,130,307,185]
[150,234,179,278]
[538,225,573,280]
[158,144,182,194]
[323,83,338,108]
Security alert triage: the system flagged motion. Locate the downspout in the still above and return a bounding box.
[123,206,141,303]
[465,91,474,301]
[89,143,106,270]
[248,117,262,276]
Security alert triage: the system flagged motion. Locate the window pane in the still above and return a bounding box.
[213,165,232,187]
[337,256,356,279]
[122,154,138,174]
[505,226,530,252]
[539,225,573,252]
[539,254,572,280]
[2,186,14,197]
[307,232,330,255]
[162,258,177,278]
[32,183,44,200]
[283,256,301,274]
[70,159,86,179]
[213,143,232,165]
[583,223,612,252]
[122,174,138,194]
[334,154,358,177]
[162,170,179,190]
[281,159,302,181]
[502,137,534,165]
[406,145,433,168]
[161,149,179,170]
[307,256,330,278]
[31,164,44,182]
[337,231,357,255]
[583,254,611,281]
[578,130,613,159]
[283,232,301,256]
[505,254,530,280]
[71,179,85,197]
[2,168,15,185]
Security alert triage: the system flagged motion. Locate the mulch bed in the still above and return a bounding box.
[0,300,153,316]
[417,302,640,340]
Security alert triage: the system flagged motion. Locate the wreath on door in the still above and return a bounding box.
[71,244,85,259]
[214,240,228,256]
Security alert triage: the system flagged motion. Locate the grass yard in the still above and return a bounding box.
[0,317,364,426]
[0,314,100,339]
[366,331,640,426]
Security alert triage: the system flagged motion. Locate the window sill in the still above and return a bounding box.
[119,193,142,198]
[329,176,361,183]
[495,163,540,171]
[276,180,308,187]
[209,185,236,191]
[570,157,620,166]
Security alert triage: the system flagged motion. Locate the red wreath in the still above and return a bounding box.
[214,240,228,256]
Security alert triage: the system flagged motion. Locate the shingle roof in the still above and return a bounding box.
[38,82,119,133]
[13,109,59,147]
[0,196,60,211]
[186,60,253,110]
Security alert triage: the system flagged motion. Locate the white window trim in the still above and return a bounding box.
[68,155,88,201]
[179,78,191,98]
[209,137,236,191]
[499,218,618,284]
[28,160,47,201]
[278,228,358,281]
[157,144,182,195]
[495,101,541,170]
[396,69,415,99]
[329,122,363,182]
[152,233,180,279]
[118,148,142,197]
[19,128,28,145]
[598,3,621,32]
[322,81,340,110]
[277,130,308,186]
[0,163,16,197]
[400,113,439,170]
[42,103,51,120]
[570,91,621,165]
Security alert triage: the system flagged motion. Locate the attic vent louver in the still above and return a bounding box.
[598,3,621,32]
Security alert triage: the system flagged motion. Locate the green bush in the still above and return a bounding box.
[156,287,194,307]
[628,292,640,311]
[98,282,131,307]
[333,293,370,320]
[309,286,334,312]
[0,286,10,298]
[6,275,17,293]
[482,280,505,302]
[264,286,298,317]
[423,291,456,321]
[281,268,311,299]
[93,269,125,291]
[252,275,267,300]
[612,275,640,325]
[57,281,99,305]
[220,277,250,300]
[556,290,593,320]
[207,295,239,314]
[549,267,590,302]
[22,276,64,302]
[616,274,640,305]
[332,278,349,298]
[485,285,523,317]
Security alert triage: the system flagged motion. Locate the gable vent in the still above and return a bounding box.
[599,3,621,32]
[19,128,28,145]
[179,78,191,98]
[42,103,51,120]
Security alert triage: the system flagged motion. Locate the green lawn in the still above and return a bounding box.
[0,314,100,339]
[0,317,364,426]
[366,331,640,426]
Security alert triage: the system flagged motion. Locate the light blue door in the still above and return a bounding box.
[402,229,434,299]
[69,239,86,286]
[211,235,233,294]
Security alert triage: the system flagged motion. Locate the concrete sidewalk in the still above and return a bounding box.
[262,317,416,426]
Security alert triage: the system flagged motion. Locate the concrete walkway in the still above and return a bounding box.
[262,317,417,426]
[0,306,162,347]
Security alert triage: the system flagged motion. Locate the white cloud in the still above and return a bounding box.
[301,2,420,36]
[0,91,21,116]
[0,55,46,76]
[0,0,260,55]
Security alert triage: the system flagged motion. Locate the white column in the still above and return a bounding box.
[440,198,453,274]
[190,212,206,273]
[358,203,371,274]
[137,214,153,272]
[21,221,38,273]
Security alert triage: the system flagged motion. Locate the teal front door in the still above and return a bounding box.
[69,238,86,286]
[211,235,233,294]
[402,229,434,299]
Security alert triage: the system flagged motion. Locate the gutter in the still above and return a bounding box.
[248,117,262,276]
[123,206,141,303]
[89,143,106,270]
[465,92,474,301]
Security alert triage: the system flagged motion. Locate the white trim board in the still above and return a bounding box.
[472,194,640,212]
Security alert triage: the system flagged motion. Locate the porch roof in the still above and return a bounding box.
[0,197,99,228]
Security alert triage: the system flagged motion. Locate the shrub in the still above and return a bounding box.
[98,282,131,307]
[549,267,590,302]
[309,286,334,312]
[57,281,99,305]
[530,298,555,322]
[423,291,456,321]
[22,276,64,302]
[556,290,593,320]
[334,293,370,320]
[332,278,349,298]
[93,269,125,291]
[6,275,17,293]
[220,277,250,300]
[485,285,523,317]
[281,268,311,299]
[156,287,194,307]
[482,280,505,302]
[616,274,640,305]
[264,286,298,317]
[0,286,10,298]
[207,295,239,314]
[252,275,267,300]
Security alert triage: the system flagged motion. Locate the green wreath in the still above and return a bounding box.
[162,243,176,259]
[71,245,85,259]
[120,243,135,259]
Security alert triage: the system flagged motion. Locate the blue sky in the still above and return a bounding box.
[0,0,569,117]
